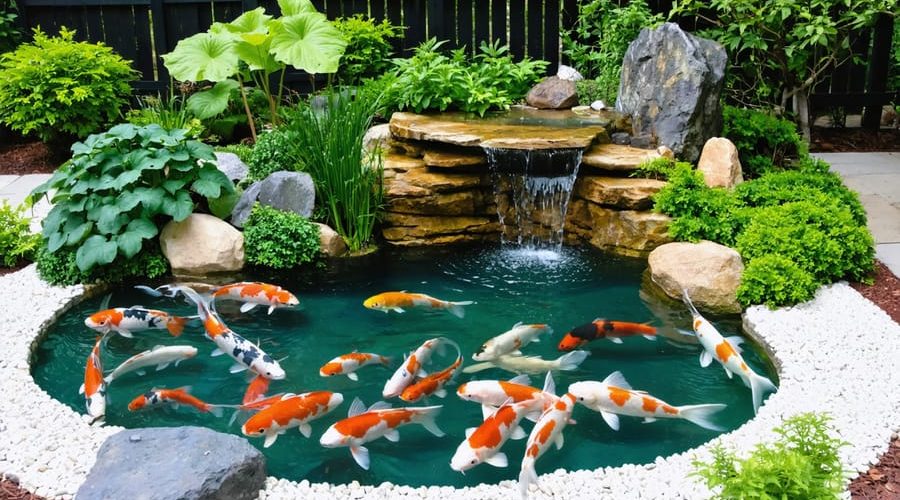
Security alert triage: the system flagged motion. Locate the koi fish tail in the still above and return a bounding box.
[228,408,251,427]
[167,316,190,337]
[518,462,540,500]
[557,350,589,371]
[681,288,701,317]
[446,301,475,318]
[207,404,239,418]
[416,406,446,437]
[678,403,727,431]
[748,372,777,415]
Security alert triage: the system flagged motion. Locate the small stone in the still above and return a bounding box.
[590,100,607,111]
[629,134,656,149]
[648,240,744,314]
[314,223,348,257]
[556,64,583,81]
[525,77,579,109]
[363,123,393,153]
[697,137,744,188]
[611,132,631,145]
[129,435,141,443]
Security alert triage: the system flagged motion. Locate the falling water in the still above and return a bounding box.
[483,147,584,250]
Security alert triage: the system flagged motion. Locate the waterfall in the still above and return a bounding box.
[483,147,583,250]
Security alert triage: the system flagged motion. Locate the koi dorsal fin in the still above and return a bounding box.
[541,371,556,395]
[602,371,631,390]
[368,401,391,412]
[348,397,366,417]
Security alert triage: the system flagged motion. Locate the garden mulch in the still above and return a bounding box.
[0,142,58,175]
[810,127,900,153]
[0,478,42,500]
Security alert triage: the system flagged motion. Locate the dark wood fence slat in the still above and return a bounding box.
[385,0,403,52]
[148,0,169,82]
[403,0,426,54]
[862,14,894,129]
[508,0,524,60]
[131,6,155,81]
[491,0,506,46]
[370,0,384,21]
[456,0,472,53]
[83,4,104,40]
[560,0,576,65]
[472,0,488,51]
[543,0,558,71]
[525,0,541,59]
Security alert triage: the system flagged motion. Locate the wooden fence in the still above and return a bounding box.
[10,0,897,128]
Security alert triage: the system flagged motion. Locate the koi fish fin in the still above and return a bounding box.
[699,351,713,368]
[481,405,495,420]
[554,433,564,450]
[348,397,366,417]
[485,452,508,468]
[557,350,589,371]
[298,423,312,438]
[541,372,555,396]
[508,374,531,385]
[435,388,447,398]
[155,362,169,371]
[531,338,540,343]
[78,383,85,395]
[208,406,224,418]
[263,433,279,448]
[466,427,476,438]
[608,337,623,344]
[679,403,727,431]
[115,329,134,339]
[134,285,162,297]
[447,301,473,319]
[642,417,657,424]
[267,305,276,315]
[748,372,777,415]
[510,426,527,440]
[519,463,539,499]
[723,366,733,379]
[229,363,248,374]
[167,316,188,337]
[681,288,701,317]
[136,369,147,377]
[347,372,359,382]
[391,307,405,313]
[725,335,745,354]
[462,362,494,374]
[240,303,259,313]
[228,409,247,427]
[384,429,400,442]
[368,401,392,412]
[643,334,657,341]
[599,410,620,431]
[350,446,370,470]
[417,369,429,377]
[524,411,541,423]
[102,375,113,384]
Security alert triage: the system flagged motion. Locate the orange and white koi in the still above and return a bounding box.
[104,345,197,384]
[400,353,463,402]
[683,290,776,414]
[84,307,193,338]
[568,371,726,431]
[79,335,107,425]
[457,372,560,420]
[557,319,656,351]
[473,322,552,361]
[319,352,391,381]
[519,393,577,499]
[127,386,228,417]
[243,375,271,405]
[242,391,344,448]
[319,398,444,470]
[463,350,589,375]
[383,337,455,398]
[363,291,474,318]
[450,398,542,473]
[211,282,299,314]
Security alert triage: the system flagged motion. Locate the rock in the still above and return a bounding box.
[314,223,347,257]
[582,143,668,172]
[230,181,262,228]
[382,214,500,246]
[573,176,667,210]
[526,77,579,110]
[76,427,265,500]
[231,171,315,228]
[611,132,631,145]
[881,105,898,128]
[422,149,486,169]
[213,152,249,183]
[616,22,727,162]
[648,241,744,314]
[629,134,656,149]
[590,100,607,111]
[160,214,244,274]
[557,64,583,81]
[566,200,672,256]
[383,154,426,173]
[363,123,393,153]
[697,137,743,188]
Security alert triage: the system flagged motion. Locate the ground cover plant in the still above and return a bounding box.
[332,15,403,85]
[126,93,205,139]
[722,106,806,178]
[244,203,320,268]
[246,127,304,182]
[0,201,39,267]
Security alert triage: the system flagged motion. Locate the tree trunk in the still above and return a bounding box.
[794,87,811,141]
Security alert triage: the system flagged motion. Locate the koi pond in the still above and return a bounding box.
[32,245,775,487]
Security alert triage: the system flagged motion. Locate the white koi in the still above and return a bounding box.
[104,345,198,384]
[472,322,552,361]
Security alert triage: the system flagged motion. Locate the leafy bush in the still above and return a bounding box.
[737,254,819,307]
[0,201,39,267]
[0,0,20,53]
[561,0,662,102]
[575,79,606,105]
[35,240,169,286]
[244,204,320,268]
[382,39,548,116]
[215,144,253,164]
[0,27,137,144]
[285,91,382,252]
[126,94,205,139]
[28,124,234,273]
[333,15,403,85]
[722,106,806,178]
[246,128,303,181]
[693,413,846,499]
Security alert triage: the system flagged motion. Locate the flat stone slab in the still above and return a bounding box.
[422,149,487,168]
[582,143,669,171]
[573,176,666,210]
[0,174,52,206]
[390,112,606,150]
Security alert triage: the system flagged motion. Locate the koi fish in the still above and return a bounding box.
[450,399,542,473]
[383,337,456,398]
[79,335,107,425]
[319,352,391,382]
[211,282,299,315]
[557,319,656,351]
[243,375,271,405]
[84,307,194,338]
[463,350,589,375]
[568,371,726,431]
[242,391,344,448]
[127,386,228,416]
[400,353,463,402]
[683,290,776,414]
[319,398,444,470]
[228,391,290,427]
[104,345,198,384]
[473,322,552,361]
[519,393,577,499]
[363,291,474,318]
[457,373,558,420]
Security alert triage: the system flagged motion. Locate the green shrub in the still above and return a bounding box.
[246,128,303,181]
[722,106,806,178]
[693,413,846,499]
[244,204,320,269]
[125,94,204,139]
[35,240,169,286]
[28,124,234,273]
[0,201,39,267]
[736,254,819,307]
[215,144,253,164]
[575,79,606,105]
[0,1,20,53]
[333,15,403,85]
[0,27,137,143]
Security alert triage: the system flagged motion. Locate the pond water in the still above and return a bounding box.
[32,245,775,487]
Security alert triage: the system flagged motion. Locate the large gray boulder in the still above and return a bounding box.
[76,427,265,500]
[616,23,727,162]
[230,171,315,228]
[213,152,249,183]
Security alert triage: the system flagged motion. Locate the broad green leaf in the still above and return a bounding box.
[117,230,144,259]
[76,235,118,271]
[41,205,69,236]
[269,13,347,75]
[278,0,317,16]
[162,178,189,195]
[187,80,240,120]
[137,187,166,213]
[162,190,195,221]
[106,124,138,140]
[162,31,239,82]
[225,7,272,34]
[113,169,143,191]
[97,205,128,234]
[199,166,235,193]
[235,35,281,73]
[117,190,142,211]
[48,230,68,253]
[191,178,222,198]
[208,190,240,219]
[126,218,159,239]
[65,221,93,246]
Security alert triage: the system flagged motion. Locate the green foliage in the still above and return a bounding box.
[0,27,137,143]
[284,91,382,252]
[575,79,607,105]
[0,201,39,267]
[0,0,20,53]
[737,254,819,307]
[891,20,900,92]
[562,0,662,102]
[246,127,303,181]
[693,413,846,499]
[215,144,253,164]
[332,15,403,85]
[244,204,320,268]
[126,94,205,139]
[28,124,234,272]
[722,106,805,178]
[382,39,548,116]
[35,240,169,286]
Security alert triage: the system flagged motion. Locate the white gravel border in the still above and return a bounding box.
[0,266,898,499]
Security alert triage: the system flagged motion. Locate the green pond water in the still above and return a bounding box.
[32,245,775,487]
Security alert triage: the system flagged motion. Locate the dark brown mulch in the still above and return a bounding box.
[0,262,28,278]
[0,478,43,500]
[851,261,900,324]
[0,142,59,175]
[810,127,900,153]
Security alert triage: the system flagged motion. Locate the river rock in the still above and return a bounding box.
[573,176,666,210]
[160,214,244,274]
[526,77,579,109]
[314,222,347,257]
[557,64,584,81]
[616,22,727,162]
[76,427,265,500]
[214,152,249,183]
[363,123,393,153]
[648,241,744,314]
[230,172,315,228]
[697,137,743,188]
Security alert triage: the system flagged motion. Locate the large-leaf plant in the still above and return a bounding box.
[161,0,347,141]
[28,124,234,272]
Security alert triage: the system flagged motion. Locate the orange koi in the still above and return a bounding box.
[242,391,343,448]
[557,318,656,351]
